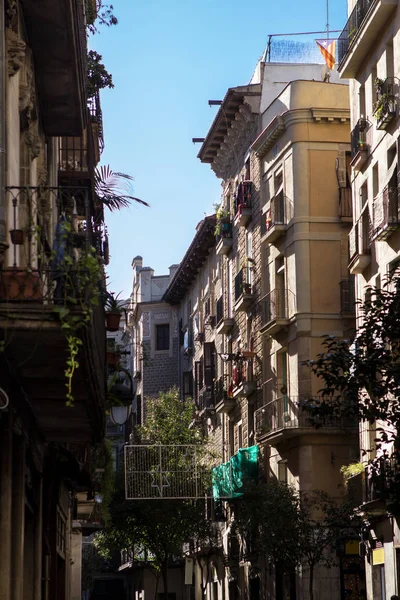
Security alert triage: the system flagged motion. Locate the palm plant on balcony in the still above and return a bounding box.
[105,291,126,331]
[94,165,149,212]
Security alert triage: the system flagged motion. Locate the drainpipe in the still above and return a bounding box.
[0,0,8,262]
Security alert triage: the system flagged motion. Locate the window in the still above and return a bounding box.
[359,83,366,119]
[156,324,169,351]
[278,460,288,483]
[371,65,377,111]
[182,371,193,399]
[234,421,243,453]
[56,509,66,558]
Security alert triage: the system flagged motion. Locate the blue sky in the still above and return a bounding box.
[94,0,348,297]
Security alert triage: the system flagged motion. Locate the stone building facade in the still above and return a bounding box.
[337,0,400,596]
[129,256,180,420]
[184,63,361,600]
[0,2,110,600]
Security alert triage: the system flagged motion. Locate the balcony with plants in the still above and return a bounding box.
[260,191,289,243]
[337,0,397,78]
[233,181,252,227]
[0,186,107,442]
[350,118,371,171]
[260,288,294,336]
[373,77,398,130]
[215,207,233,256]
[214,375,235,413]
[234,263,254,311]
[372,184,400,240]
[216,295,234,335]
[254,395,355,444]
[349,209,372,274]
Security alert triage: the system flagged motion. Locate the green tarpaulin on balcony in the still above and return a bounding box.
[212,445,259,500]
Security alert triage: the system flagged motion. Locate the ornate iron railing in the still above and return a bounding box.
[337,0,375,64]
[2,186,106,302]
[349,209,371,262]
[234,266,253,302]
[255,396,353,437]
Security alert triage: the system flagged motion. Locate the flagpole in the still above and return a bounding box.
[326,0,330,39]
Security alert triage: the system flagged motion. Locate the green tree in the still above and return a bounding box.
[94,388,213,600]
[304,275,400,506]
[234,481,354,600]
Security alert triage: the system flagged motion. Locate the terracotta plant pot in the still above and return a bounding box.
[0,269,43,301]
[106,351,120,368]
[10,229,25,245]
[106,311,121,332]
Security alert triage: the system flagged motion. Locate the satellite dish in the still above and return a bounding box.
[0,388,9,410]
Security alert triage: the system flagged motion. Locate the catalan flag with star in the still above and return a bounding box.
[316,39,337,70]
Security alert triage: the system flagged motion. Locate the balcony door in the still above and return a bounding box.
[227,260,233,318]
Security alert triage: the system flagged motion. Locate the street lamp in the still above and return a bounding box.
[109,369,138,426]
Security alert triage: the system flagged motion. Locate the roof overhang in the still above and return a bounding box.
[163,215,216,305]
[198,84,261,165]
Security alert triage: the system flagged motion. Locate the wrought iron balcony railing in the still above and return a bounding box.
[255,396,353,438]
[260,288,290,327]
[372,185,400,240]
[374,78,398,130]
[216,295,223,325]
[234,266,253,302]
[337,0,375,65]
[350,118,371,157]
[261,192,291,237]
[3,186,106,302]
[234,180,252,214]
[88,91,105,153]
[349,209,371,264]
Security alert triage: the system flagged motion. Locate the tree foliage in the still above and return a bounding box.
[94,165,149,212]
[303,276,400,505]
[87,50,114,100]
[94,388,214,595]
[234,481,355,600]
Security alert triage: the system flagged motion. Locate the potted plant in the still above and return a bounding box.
[105,292,125,331]
[9,229,25,245]
[214,207,231,237]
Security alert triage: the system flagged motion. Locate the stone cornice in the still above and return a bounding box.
[253,107,351,159]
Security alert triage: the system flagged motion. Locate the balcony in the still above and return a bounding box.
[350,119,371,172]
[339,187,353,223]
[229,354,257,399]
[88,91,105,162]
[234,181,252,227]
[374,78,398,130]
[372,185,400,240]
[340,277,356,315]
[349,210,371,274]
[260,289,293,336]
[21,0,87,136]
[254,396,355,443]
[214,376,235,414]
[234,267,254,311]
[216,227,233,256]
[216,296,234,335]
[261,191,289,243]
[198,386,215,413]
[337,0,397,78]
[0,186,107,443]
